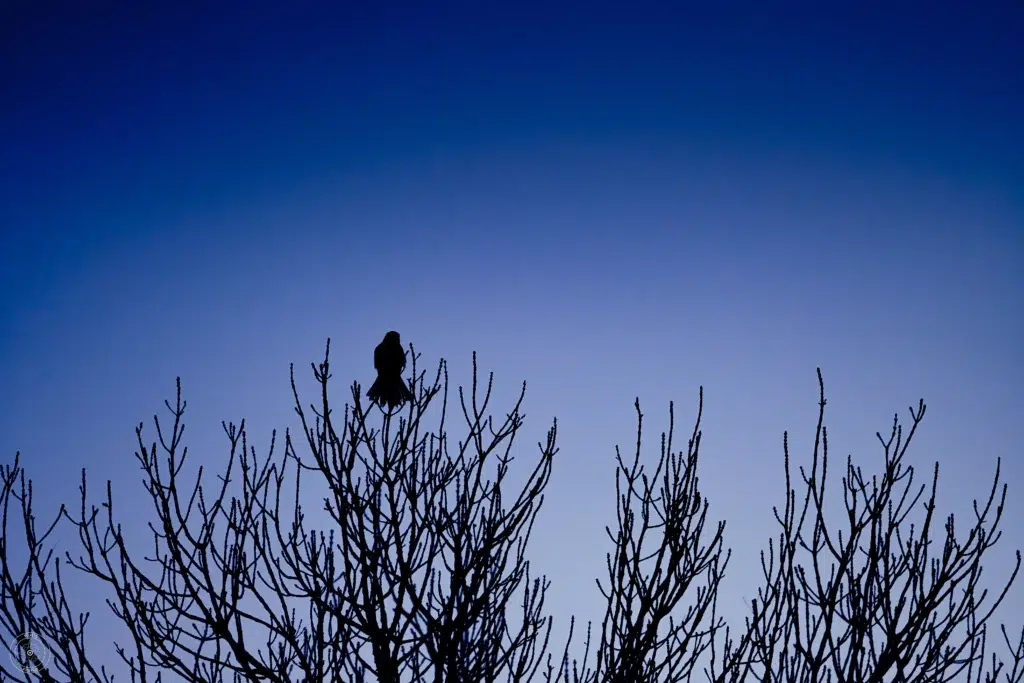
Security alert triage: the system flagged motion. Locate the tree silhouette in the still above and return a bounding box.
[1,342,1021,682]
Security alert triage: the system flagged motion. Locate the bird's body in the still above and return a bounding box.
[366,331,415,409]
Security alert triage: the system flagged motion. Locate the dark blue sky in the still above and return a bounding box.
[3,3,1020,271]
[1,1,1022,675]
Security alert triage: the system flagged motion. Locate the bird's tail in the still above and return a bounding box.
[367,376,414,409]
[366,378,383,402]
[399,377,414,402]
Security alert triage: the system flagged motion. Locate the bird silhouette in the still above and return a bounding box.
[366,330,415,410]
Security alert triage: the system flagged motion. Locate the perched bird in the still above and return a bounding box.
[366,330,415,409]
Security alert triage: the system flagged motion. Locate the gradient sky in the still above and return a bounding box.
[2,1,1022,675]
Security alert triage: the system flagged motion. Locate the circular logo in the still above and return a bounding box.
[9,632,52,675]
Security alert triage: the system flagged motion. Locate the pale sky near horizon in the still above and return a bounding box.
[1,2,1022,677]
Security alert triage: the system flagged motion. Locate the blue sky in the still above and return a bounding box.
[1,0,1022,673]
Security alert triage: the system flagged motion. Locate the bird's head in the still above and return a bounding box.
[384,330,401,344]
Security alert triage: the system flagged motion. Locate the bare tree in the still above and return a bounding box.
[1,343,1021,683]
[588,393,729,683]
[706,369,1024,683]
[1,341,562,682]
[543,372,1022,683]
